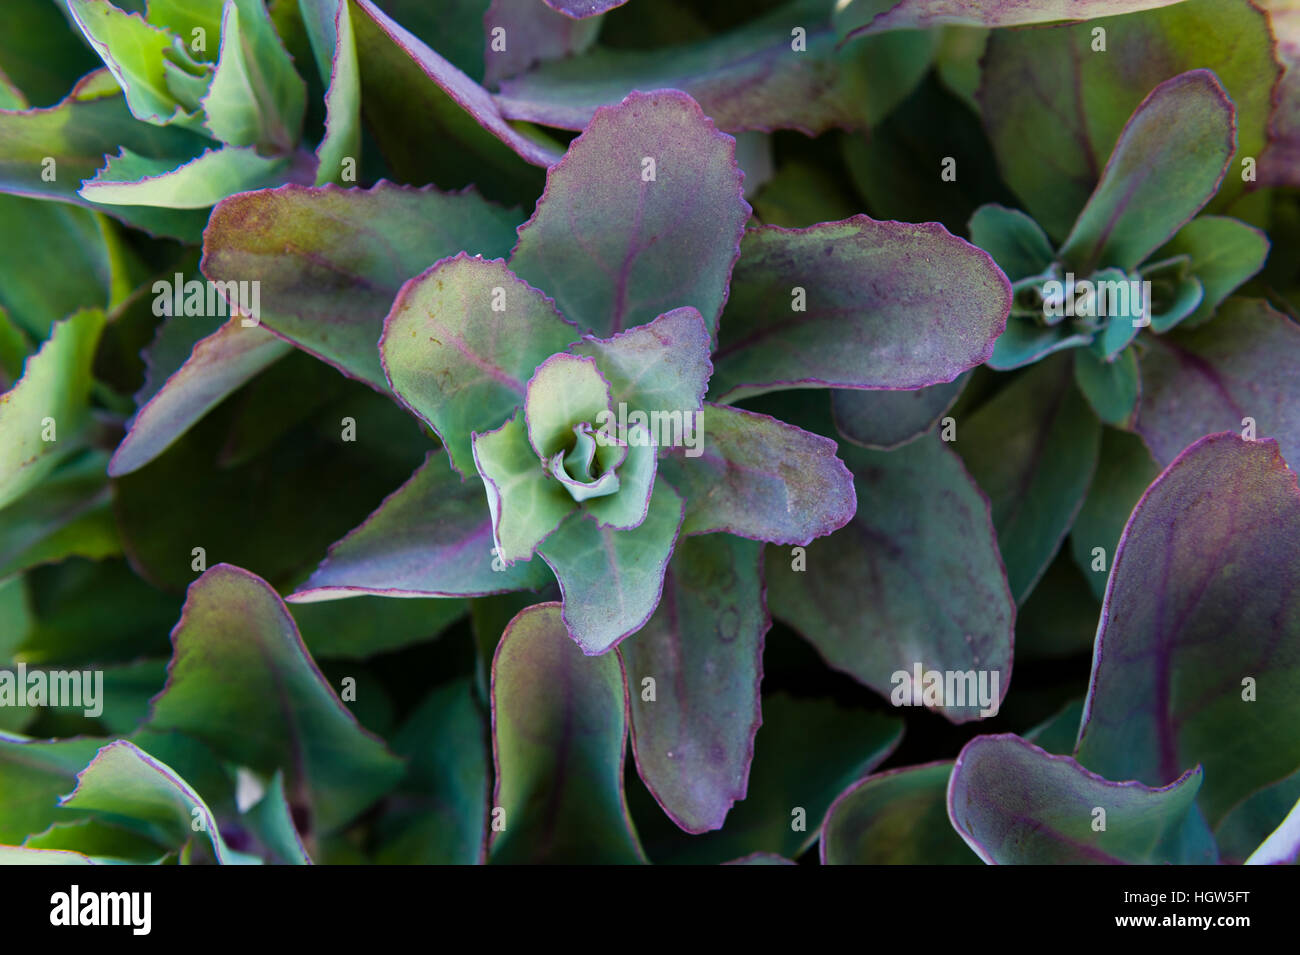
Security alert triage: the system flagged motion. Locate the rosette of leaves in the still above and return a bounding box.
[974,69,1268,427]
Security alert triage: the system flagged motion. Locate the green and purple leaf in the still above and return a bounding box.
[490,602,644,863]
[509,89,750,339]
[831,373,969,451]
[1075,433,1300,825]
[709,217,1010,401]
[841,0,1188,39]
[620,534,768,833]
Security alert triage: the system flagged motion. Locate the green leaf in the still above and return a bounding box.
[242,771,311,864]
[309,0,361,185]
[968,204,1055,282]
[831,373,969,451]
[0,309,105,511]
[490,602,644,863]
[0,734,102,845]
[1068,428,1160,601]
[841,0,1189,36]
[523,354,611,459]
[1156,216,1269,328]
[0,450,119,579]
[1059,70,1234,274]
[958,354,1102,603]
[375,678,490,864]
[204,183,522,391]
[620,534,767,833]
[381,254,577,474]
[68,0,192,125]
[472,412,574,564]
[292,596,467,660]
[290,451,553,600]
[822,762,978,864]
[767,435,1014,722]
[80,145,289,208]
[537,482,684,654]
[509,89,749,339]
[61,740,255,864]
[203,0,307,152]
[145,564,405,831]
[950,734,1215,864]
[1073,345,1139,426]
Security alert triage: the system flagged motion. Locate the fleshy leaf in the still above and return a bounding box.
[767,435,1014,723]
[1073,345,1139,427]
[822,762,978,864]
[1156,216,1269,328]
[524,354,612,460]
[949,734,1215,864]
[0,309,105,510]
[831,373,968,450]
[202,0,307,152]
[484,0,601,86]
[60,740,251,864]
[67,0,191,125]
[843,0,1186,38]
[1075,434,1300,824]
[109,318,291,476]
[1135,298,1300,468]
[79,145,289,209]
[542,0,627,16]
[1259,0,1300,186]
[978,0,1275,239]
[1058,70,1234,275]
[242,770,311,864]
[381,254,577,473]
[145,564,405,831]
[291,451,553,600]
[0,450,119,578]
[967,204,1055,282]
[472,411,574,564]
[307,0,362,185]
[0,846,95,865]
[537,481,684,654]
[959,354,1102,603]
[658,403,854,546]
[584,428,656,530]
[203,183,521,391]
[1245,796,1300,865]
[570,307,713,419]
[347,0,561,197]
[1214,769,1300,864]
[496,0,934,136]
[490,602,644,863]
[509,89,749,339]
[709,217,1010,401]
[1069,428,1160,601]
[621,534,767,833]
[0,734,103,845]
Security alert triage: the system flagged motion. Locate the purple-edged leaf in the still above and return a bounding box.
[1246,796,1300,865]
[767,435,1014,723]
[958,354,1102,603]
[109,319,290,476]
[291,451,553,600]
[0,734,103,845]
[0,846,95,865]
[301,0,361,185]
[380,254,577,474]
[60,740,253,865]
[202,182,521,391]
[496,0,934,135]
[570,307,713,419]
[633,694,902,863]
[841,0,1186,39]
[1075,434,1300,824]
[347,0,561,196]
[621,534,768,833]
[831,373,969,451]
[79,146,290,210]
[822,761,977,864]
[484,0,601,86]
[1136,298,1300,468]
[1260,0,1300,186]
[538,481,684,654]
[509,89,749,339]
[709,217,1010,401]
[967,204,1056,282]
[1058,71,1234,275]
[524,353,611,459]
[658,403,854,546]
[145,564,405,831]
[1069,429,1160,601]
[542,0,627,16]
[490,602,644,863]
[978,0,1276,240]
[949,734,1216,864]
[472,412,574,564]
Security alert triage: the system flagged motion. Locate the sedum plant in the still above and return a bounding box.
[0,0,1297,870]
